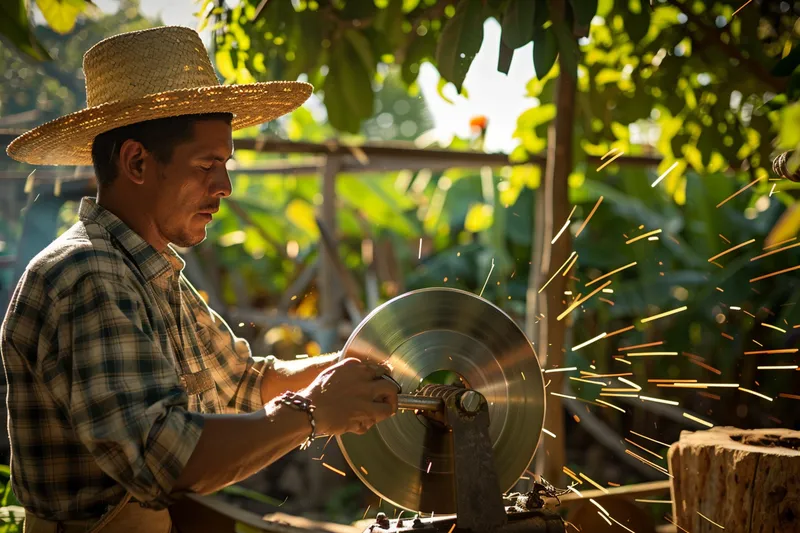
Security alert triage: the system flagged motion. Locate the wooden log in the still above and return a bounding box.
[668,427,800,532]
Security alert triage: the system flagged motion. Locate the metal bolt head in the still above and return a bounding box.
[459,389,483,413]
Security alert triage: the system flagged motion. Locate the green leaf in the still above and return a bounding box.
[773,44,800,77]
[0,0,51,61]
[435,0,485,92]
[532,25,557,80]
[401,31,434,86]
[569,0,598,28]
[35,0,86,34]
[501,0,536,49]
[552,18,579,79]
[497,39,514,75]
[621,0,651,44]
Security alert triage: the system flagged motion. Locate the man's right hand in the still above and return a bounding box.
[299,358,399,436]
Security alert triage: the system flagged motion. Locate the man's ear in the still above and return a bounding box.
[118,139,148,185]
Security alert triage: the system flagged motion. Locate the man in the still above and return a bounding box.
[1,26,398,532]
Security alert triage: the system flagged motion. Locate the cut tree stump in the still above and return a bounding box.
[668,427,800,532]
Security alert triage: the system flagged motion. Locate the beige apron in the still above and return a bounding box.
[23,494,173,533]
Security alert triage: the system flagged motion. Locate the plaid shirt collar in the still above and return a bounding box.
[78,197,185,281]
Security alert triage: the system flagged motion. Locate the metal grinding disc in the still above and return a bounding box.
[336,288,546,514]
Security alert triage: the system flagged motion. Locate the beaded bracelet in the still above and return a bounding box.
[278,391,316,450]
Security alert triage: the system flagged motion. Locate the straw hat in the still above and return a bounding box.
[6,26,312,166]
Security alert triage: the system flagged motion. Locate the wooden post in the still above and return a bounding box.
[317,155,344,353]
[526,0,576,485]
[668,427,800,532]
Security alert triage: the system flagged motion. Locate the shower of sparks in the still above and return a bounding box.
[620,340,664,351]
[641,306,688,323]
[570,377,608,386]
[698,511,726,529]
[757,365,799,370]
[626,229,662,244]
[761,323,787,333]
[576,196,604,237]
[573,332,607,351]
[544,366,578,373]
[579,473,610,494]
[651,161,679,187]
[640,395,679,406]
[539,252,577,293]
[551,219,571,244]
[731,0,753,17]
[738,387,773,401]
[683,412,714,428]
[597,150,625,171]
[557,280,612,321]
[625,438,663,460]
[624,449,672,477]
[584,371,633,378]
[598,512,613,526]
[586,262,637,286]
[626,352,679,357]
[590,498,610,516]
[551,392,577,400]
[716,177,763,208]
[707,239,755,263]
[542,428,557,438]
[744,348,799,355]
[618,377,642,390]
[418,238,422,259]
[630,431,671,448]
[479,258,495,297]
[765,236,797,249]
[751,241,800,261]
[322,463,347,476]
[596,399,626,413]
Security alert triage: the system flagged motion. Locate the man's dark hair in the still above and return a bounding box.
[91,112,233,188]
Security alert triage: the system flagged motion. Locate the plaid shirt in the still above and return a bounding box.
[0,197,273,521]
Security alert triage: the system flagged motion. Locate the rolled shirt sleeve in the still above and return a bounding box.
[65,274,204,508]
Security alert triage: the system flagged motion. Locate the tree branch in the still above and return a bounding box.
[664,0,786,93]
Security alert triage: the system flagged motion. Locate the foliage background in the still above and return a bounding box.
[1,0,800,529]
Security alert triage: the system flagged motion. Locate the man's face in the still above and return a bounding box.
[146,119,233,248]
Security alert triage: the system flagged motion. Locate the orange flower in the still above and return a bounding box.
[469,115,488,132]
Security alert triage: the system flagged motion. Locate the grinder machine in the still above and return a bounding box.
[335,288,566,533]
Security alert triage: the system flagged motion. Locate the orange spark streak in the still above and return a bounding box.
[683,412,714,427]
[732,0,753,17]
[620,341,664,351]
[626,352,678,357]
[626,229,662,244]
[360,466,369,475]
[322,463,347,476]
[657,383,738,388]
[716,177,763,208]
[579,473,610,494]
[687,358,723,375]
[624,449,672,477]
[764,236,797,250]
[761,322,787,333]
[738,387,773,401]
[586,262,637,286]
[601,147,621,160]
[648,379,697,383]
[750,241,800,261]
[583,372,634,377]
[606,325,635,338]
[780,393,800,400]
[625,438,664,460]
[697,391,721,400]
[597,151,624,171]
[708,239,755,263]
[664,515,691,533]
[641,306,688,323]
[562,254,579,276]
[598,297,615,306]
[576,196,604,237]
[698,511,725,529]
[718,234,731,243]
[750,264,800,283]
[448,525,456,533]
[596,399,626,413]
[630,431,671,447]
[722,333,734,340]
[744,348,799,355]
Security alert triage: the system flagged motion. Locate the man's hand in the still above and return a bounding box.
[299,358,399,435]
[260,352,341,404]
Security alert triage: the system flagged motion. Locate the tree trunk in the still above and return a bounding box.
[526,27,576,483]
[668,427,800,532]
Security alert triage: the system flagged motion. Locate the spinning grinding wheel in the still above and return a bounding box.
[337,288,547,516]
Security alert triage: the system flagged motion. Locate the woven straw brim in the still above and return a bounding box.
[6,81,312,166]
